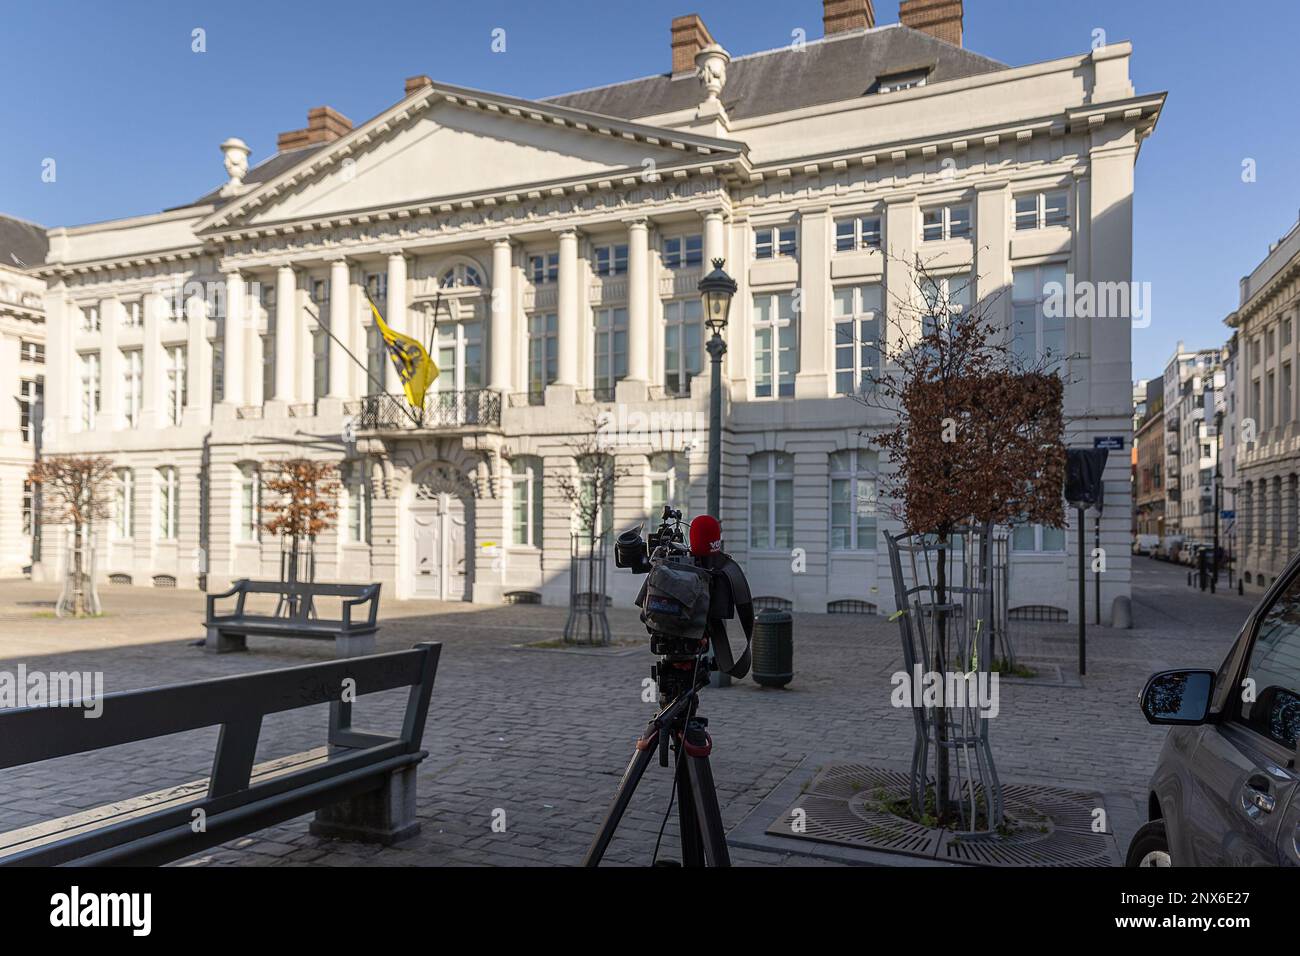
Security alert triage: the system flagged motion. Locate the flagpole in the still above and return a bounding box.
[304,303,423,429]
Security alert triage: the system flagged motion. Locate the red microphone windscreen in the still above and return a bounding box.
[689,514,722,557]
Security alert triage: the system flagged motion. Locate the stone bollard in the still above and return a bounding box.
[1111,595,1132,629]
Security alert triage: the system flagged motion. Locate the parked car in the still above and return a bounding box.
[1128,553,1300,865]
[1133,534,1159,555]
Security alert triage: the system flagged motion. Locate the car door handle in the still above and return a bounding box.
[1243,776,1277,814]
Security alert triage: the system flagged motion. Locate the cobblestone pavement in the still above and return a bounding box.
[0,556,1257,867]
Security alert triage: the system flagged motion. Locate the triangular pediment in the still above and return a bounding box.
[202,84,745,231]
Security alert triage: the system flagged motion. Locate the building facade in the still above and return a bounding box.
[1228,214,1300,593]
[0,217,48,576]
[1134,392,1164,538]
[30,2,1162,619]
[1161,342,1218,540]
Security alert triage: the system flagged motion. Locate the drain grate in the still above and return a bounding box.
[766,764,1118,866]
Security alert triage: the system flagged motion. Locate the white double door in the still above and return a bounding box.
[410,491,467,600]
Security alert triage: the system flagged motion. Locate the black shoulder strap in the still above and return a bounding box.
[709,557,754,679]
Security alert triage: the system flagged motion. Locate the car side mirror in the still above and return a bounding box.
[1140,669,1216,725]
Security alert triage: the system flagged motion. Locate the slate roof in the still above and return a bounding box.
[187,143,329,209]
[545,24,1006,122]
[0,215,48,270]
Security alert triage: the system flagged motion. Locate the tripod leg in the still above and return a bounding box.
[681,723,731,867]
[582,729,660,867]
[675,749,705,866]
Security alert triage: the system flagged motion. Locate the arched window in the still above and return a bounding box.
[439,263,483,288]
[829,450,878,551]
[156,466,179,541]
[749,452,793,549]
[510,457,544,547]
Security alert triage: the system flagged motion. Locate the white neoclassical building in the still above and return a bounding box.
[30,1,1163,619]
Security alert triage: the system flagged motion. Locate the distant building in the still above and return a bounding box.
[1162,342,1219,540]
[1219,332,1239,567]
[1134,390,1164,538]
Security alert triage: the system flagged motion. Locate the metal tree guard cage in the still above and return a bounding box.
[55,525,101,618]
[563,532,610,646]
[885,525,1003,833]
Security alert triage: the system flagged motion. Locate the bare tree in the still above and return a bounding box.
[28,455,115,617]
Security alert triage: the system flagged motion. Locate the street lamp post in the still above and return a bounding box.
[698,259,737,520]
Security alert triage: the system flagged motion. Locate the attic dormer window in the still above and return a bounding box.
[874,69,929,94]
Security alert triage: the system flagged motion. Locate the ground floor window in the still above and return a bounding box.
[347,478,370,544]
[114,468,134,539]
[238,464,260,542]
[157,466,179,540]
[1012,523,1065,552]
[648,451,688,517]
[830,450,878,551]
[510,457,543,547]
[750,451,794,549]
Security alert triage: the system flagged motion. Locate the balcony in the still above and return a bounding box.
[345,389,502,433]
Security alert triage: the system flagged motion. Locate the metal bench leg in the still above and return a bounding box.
[205,627,247,654]
[309,764,420,845]
[334,633,376,658]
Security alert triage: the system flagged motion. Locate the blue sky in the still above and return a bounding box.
[1,0,1295,381]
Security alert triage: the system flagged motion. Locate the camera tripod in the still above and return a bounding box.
[583,653,731,867]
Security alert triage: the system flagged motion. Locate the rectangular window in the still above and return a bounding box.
[920,273,973,339]
[347,480,370,544]
[18,378,42,443]
[663,299,703,397]
[262,334,275,402]
[753,292,798,398]
[122,349,142,428]
[528,313,558,403]
[750,452,794,550]
[528,253,559,284]
[238,466,259,542]
[1284,363,1293,425]
[166,345,187,425]
[876,69,928,93]
[511,458,544,547]
[834,216,882,253]
[594,307,628,401]
[114,469,134,539]
[922,204,971,242]
[1012,264,1068,370]
[833,285,882,397]
[1012,524,1065,552]
[1266,372,1275,431]
[81,305,100,332]
[122,300,142,327]
[1014,191,1069,231]
[364,272,387,304]
[593,244,628,277]
[313,329,329,401]
[79,352,100,430]
[366,324,386,396]
[157,467,178,541]
[22,480,34,537]
[211,340,224,405]
[754,225,797,260]
[662,234,703,269]
[20,340,44,363]
[830,450,879,551]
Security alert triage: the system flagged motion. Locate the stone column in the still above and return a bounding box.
[141,292,164,428]
[328,257,351,398]
[795,206,830,398]
[222,271,246,406]
[489,239,513,393]
[883,197,919,353]
[98,296,120,432]
[556,229,580,387]
[385,253,408,394]
[703,209,727,266]
[186,289,209,421]
[626,218,650,384]
[274,265,297,402]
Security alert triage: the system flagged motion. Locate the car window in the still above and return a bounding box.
[1235,574,1300,749]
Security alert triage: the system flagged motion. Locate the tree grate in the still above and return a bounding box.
[765,764,1118,867]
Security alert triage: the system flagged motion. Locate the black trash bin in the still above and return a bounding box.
[751,609,793,688]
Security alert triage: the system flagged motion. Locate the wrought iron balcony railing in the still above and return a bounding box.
[345,389,502,431]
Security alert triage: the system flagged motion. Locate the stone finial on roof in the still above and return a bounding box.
[219,137,251,198]
[695,43,730,103]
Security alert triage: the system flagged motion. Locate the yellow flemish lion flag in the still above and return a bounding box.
[366,296,438,408]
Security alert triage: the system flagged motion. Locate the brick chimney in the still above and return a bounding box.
[277,106,353,152]
[404,75,433,96]
[899,0,963,47]
[824,0,876,35]
[671,14,715,75]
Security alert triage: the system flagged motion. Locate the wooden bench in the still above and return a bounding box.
[0,642,440,866]
[206,579,381,656]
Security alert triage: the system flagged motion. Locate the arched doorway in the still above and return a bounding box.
[407,464,474,601]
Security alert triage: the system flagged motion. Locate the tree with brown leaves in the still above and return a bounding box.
[260,459,340,589]
[27,455,115,617]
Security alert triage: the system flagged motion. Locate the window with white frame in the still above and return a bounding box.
[20,340,44,363]
[920,273,973,339]
[662,234,703,269]
[593,244,628,277]
[440,263,483,288]
[921,204,971,242]
[347,477,370,544]
[510,456,544,547]
[830,450,878,551]
[365,324,386,396]
[528,313,558,402]
[1014,190,1069,231]
[114,468,134,539]
[364,272,387,304]
[528,253,558,284]
[19,378,41,443]
[169,289,188,323]
[1012,264,1068,370]
[81,304,100,332]
[663,299,703,397]
[833,284,882,397]
[166,346,187,425]
[156,466,178,541]
[754,225,797,260]
[432,319,483,394]
[648,451,688,516]
[211,341,224,406]
[79,352,100,430]
[577,455,615,537]
[262,333,275,401]
[750,452,794,550]
[1012,523,1065,553]
[237,464,260,542]
[594,307,628,401]
[834,215,882,253]
[753,292,798,398]
[121,349,141,428]
[122,300,142,327]
[22,480,34,537]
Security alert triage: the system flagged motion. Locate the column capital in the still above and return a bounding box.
[386,250,408,262]
[488,235,516,250]
[623,216,650,230]
[554,226,582,241]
